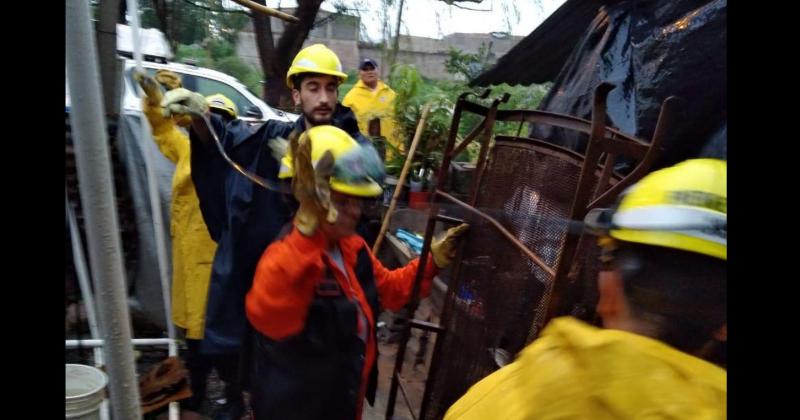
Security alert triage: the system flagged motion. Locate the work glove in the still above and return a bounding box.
[135,72,193,127]
[155,69,182,90]
[161,88,208,118]
[291,131,337,236]
[430,223,469,268]
[134,71,163,106]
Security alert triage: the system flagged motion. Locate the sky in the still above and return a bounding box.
[251,0,567,42]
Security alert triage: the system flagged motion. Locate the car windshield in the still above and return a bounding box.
[126,66,268,118]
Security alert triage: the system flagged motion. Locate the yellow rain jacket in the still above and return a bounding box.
[342,79,403,160]
[142,100,217,339]
[445,316,726,420]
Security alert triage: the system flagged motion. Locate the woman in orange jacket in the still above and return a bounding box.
[245,125,467,419]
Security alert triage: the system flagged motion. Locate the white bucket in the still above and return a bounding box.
[66,364,108,419]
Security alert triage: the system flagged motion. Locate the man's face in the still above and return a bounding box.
[359,65,378,86]
[292,74,339,126]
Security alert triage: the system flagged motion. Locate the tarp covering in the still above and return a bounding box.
[116,113,175,329]
[531,0,727,170]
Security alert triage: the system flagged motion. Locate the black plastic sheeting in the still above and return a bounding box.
[531,0,727,171]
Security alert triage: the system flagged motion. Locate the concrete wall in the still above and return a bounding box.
[235,10,523,81]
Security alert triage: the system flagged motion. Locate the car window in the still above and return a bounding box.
[193,76,255,118]
[125,66,263,119]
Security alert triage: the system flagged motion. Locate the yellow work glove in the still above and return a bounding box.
[292,131,336,236]
[430,223,469,268]
[161,88,209,118]
[155,69,182,90]
[134,72,163,107]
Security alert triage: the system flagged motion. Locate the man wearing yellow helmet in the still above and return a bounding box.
[245,125,468,420]
[158,44,378,418]
[135,71,246,417]
[445,159,727,420]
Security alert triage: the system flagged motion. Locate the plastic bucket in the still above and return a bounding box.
[66,364,108,419]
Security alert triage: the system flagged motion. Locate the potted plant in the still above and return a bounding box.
[388,64,454,209]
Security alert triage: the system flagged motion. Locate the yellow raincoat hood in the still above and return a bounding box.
[445,316,726,420]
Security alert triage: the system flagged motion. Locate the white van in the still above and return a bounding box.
[65,25,297,331]
[119,59,297,123]
[67,23,298,124]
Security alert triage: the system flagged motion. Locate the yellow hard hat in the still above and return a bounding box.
[286,44,348,89]
[584,159,727,260]
[278,125,383,197]
[205,94,238,119]
[155,69,183,90]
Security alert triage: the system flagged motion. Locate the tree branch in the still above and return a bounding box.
[452,3,492,11]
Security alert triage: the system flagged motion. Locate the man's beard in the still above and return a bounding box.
[304,106,335,126]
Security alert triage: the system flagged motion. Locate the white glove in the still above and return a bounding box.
[160,88,208,118]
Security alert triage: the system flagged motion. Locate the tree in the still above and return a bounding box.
[386,0,405,72]
[251,0,326,108]
[138,1,249,50]
[444,43,491,82]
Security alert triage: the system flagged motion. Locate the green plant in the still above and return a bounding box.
[388,64,454,188]
[174,42,264,95]
[366,63,551,183]
[174,44,213,67]
[207,39,236,61]
[444,43,491,82]
[338,70,359,98]
[215,56,262,93]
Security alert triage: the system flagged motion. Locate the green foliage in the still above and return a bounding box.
[208,39,236,61]
[215,56,263,93]
[444,44,491,82]
[174,44,214,67]
[213,8,249,44]
[338,70,360,98]
[136,0,248,46]
[174,42,263,95]
[388,64,454,183]
[384,63,551,180]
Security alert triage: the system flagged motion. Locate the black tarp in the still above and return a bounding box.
[531,0,727,170]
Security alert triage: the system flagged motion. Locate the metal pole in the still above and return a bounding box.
[65,1,142,418]
[66,338,175,348]
[126,4,179,417]
[66,191,104,366]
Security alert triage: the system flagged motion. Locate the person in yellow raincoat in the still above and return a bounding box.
[136,71,241,417]
[445,159,727,420]
[342,58,403,160]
